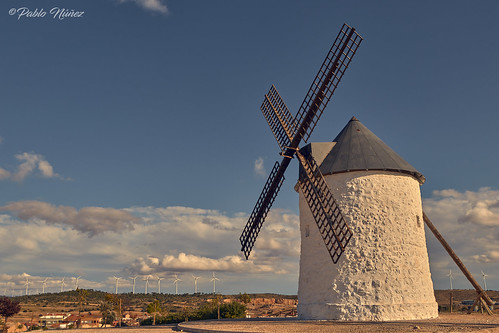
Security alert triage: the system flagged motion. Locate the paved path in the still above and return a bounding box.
[178,314,499,333]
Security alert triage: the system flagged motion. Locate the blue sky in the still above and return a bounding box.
[1,0,498,295]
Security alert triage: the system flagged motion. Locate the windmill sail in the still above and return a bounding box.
[240,23,363,261]
[261,85,297,151]
[296,151,352,263]
[294,23,363,143]
[240,161,285,259]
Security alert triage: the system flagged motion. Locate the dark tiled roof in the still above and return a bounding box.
[301,117,425,184]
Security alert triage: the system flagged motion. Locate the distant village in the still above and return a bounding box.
[2,289,498,332]
[2,290,300,333]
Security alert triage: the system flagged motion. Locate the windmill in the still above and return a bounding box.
[143,275,150,294]
[130,276,138,294]
[60,277,66,292]
[447,270,454,290]
[210,272,219,294]
[192,275,200,294]
[24,277,30,296]
[238,23,494,320]
[113,276,121,294]
[156,276,165,294]
[42,278,49,294]
[74,276,81,290]
[173,274,181,295]
[481,271,488,291]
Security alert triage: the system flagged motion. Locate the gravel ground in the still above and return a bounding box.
[177,313,499,333]
[69,313,499,333]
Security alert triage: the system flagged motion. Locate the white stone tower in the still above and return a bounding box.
[297,117,438,321]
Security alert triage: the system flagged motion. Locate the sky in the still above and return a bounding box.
[0,0,498,296]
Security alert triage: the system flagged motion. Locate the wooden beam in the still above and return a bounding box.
[423,212,494,308]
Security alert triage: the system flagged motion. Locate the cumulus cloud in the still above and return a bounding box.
[0,152,65,181]
[473,251,499,263]
[0,203,301,294]
[254,157,266,177]
[0,168,10,180]
[423,187,499,288]
[127,206,300,262]
[0,201,141,236]
[117,0,168,14]
[126,252,275,275]
[428,187,499,227]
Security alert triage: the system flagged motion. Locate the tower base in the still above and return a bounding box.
[298,301,438,321]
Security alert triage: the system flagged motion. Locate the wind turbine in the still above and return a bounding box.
[24,277,30,296]
[173,274,181,295]
[192,275,200,294]
[481,270,488,290]
[447,270,454,290]
[60,277,66,292]
[42,278,49,294]
[130,276,138,294]
[210,272,220,294]
[156,276,165,294]
[143,276,150,294]
[113,276,121,294]
[74,276,81,290]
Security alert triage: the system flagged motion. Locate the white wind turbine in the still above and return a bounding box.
[192,275,200,294]
[173,274,181,295]
[24,277,30,296]
[157,276,165,294]
[74,276,81,290]
[42,278,49,294]
[130,276,138,294]
[60,277,66,292]
[143,276,150,294]
[447,270,454,290]
[113,276,121,294]
[481,270,488,290]
[211,272,220,294]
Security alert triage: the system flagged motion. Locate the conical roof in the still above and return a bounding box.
[309,117,425,184]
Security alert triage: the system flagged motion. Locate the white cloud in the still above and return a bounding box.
[0,168,10,180]
[0,201,141,236]
[254,157,266,177]
[127,252,275,275]
[0,152,65,182]
[423,187,499,288]
[0,203,301,294]
[118,0,168,14]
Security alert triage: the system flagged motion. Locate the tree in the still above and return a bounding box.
[220,301,246,319]
[105,294,123,327]
[239,293,251,304]
[99,299,114,328]
[76,289,88,328]
[146,300,161,326]
[211,295,222,319]
[0,297,21,333]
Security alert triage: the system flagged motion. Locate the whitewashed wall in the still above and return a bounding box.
[297,171,438,321]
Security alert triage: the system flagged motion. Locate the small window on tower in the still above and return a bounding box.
[305,225,310,237]
[416,215,422,228]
